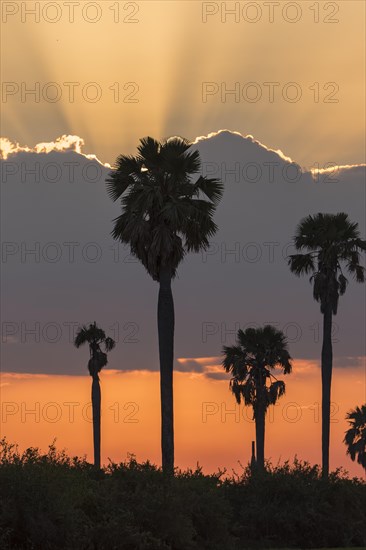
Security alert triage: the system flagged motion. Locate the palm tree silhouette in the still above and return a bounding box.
[74,322,116,469]
[344,404,366,471]
[288,212,366,477]
[106,137,223,473]
[222,325,292,472]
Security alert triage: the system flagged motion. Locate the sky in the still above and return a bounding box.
[1,1,365,166]
[1,362,365,476]
[1,1,365,476]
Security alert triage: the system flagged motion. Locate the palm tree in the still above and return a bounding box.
[288,212,366,477]
[74,322,115,469]
[344,404,366,471]
[106,137,223,473]
[222,325,292,472]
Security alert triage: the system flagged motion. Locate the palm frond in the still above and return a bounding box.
[137,136,161,169]
[344,404,366,469]
[73,325,90,348]
[267,380,286,405]
[104,337,116,352]
[288,253,315,276]
[105,155,143,201]
[338,273,348,295]
[161,140,200,174]
[194,176,224,206]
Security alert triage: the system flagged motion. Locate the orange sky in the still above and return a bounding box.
[1,360,365,478]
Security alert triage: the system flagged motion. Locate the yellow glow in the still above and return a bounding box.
[1,1,365,165]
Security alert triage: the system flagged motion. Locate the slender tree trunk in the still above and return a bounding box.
[158,266,175,474]
[250,440,256,470]
[321,305,333,478]
[91,374,101,470]
[255,403,266,472]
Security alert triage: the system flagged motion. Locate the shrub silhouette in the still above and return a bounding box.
[1,439,365,549]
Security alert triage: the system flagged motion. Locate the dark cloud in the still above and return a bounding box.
[175,359,204,373]
[333,356,365,369]
[204,372,230,381]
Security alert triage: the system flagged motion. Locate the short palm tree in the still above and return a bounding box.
[288,212,365,477]
[344,404,366,470]
[222,325,292,471]
[106,136,223,474]
[74,322,115,469]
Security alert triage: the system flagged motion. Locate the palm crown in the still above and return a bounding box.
[222,325,292,417]
[288,212,366,314]
[344,404,366,469]
[106,136,223,281]
[74,322,115,375]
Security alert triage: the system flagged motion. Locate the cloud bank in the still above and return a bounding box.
[1,130,365,375]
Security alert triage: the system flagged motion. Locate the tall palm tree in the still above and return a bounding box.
[288,212,366,477]
[74,322,115,469]
[106,136,223,474]
[344,404,366,471]
[222,325,292,472]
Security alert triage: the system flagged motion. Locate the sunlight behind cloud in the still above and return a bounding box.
[0,138,31,160]
[34,135,84,154]
[193,130,295,163]
[0,134,111,166]
[2,131,365,179]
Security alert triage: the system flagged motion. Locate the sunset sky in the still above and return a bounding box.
[1,1,365,477]
[0,360,365,476]
[2,1,365,167]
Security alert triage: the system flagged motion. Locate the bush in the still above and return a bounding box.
[223,459,366,548]
[0,439,365,549]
